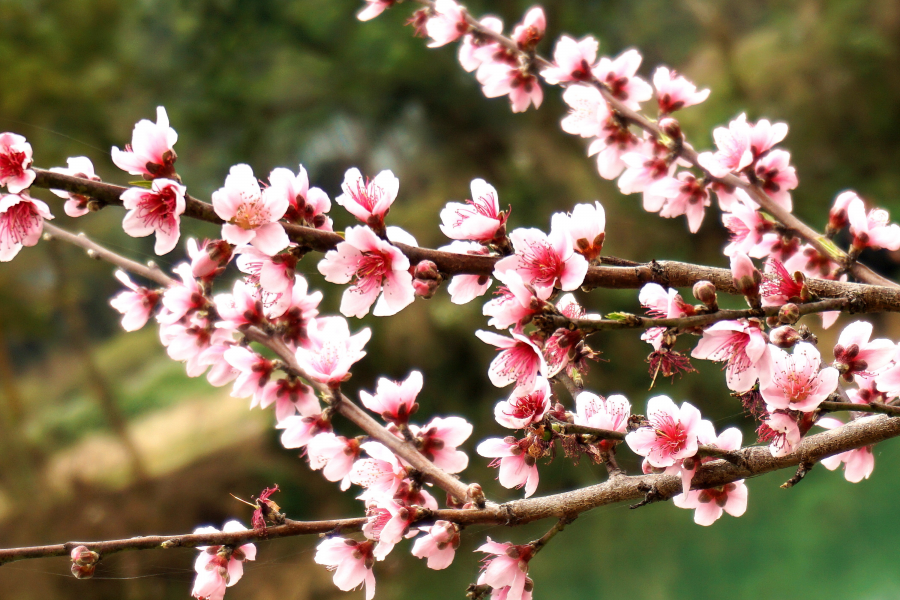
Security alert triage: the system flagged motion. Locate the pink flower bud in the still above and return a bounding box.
[692,280,718,310]
[70,546,99,579]
[770,325,801,348]
[777,303,801,325]
[730,252,761,305]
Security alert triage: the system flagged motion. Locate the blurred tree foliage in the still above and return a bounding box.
[1,0,899,598]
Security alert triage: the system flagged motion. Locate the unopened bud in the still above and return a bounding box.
[659,117,682,141]
[777,303,801,324]
[770,325,802,348]
[70,546,99,579]
[692,280,718,310]
[466,483,486,507]
[412,278,440,299]
[730,253,761,307]
[413,260,440,280]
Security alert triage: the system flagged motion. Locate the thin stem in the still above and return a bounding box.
[819,401,900,417]
[529,515,575,554]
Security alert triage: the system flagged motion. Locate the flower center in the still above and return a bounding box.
[0,199,40,247]
[136,187,178,231]
[234,199,270,230]
[520,240,563,287]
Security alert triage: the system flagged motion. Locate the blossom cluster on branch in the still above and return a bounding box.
[4,1,900,600]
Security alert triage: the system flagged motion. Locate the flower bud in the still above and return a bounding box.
[777,303,801,324]
[730,253,761,307]
[692,280,718,310]
[466,483,486,507]
[412,278,440,299]
[413,260,440,280]
[770,325,802,348]
[659,117,682,141]
[70,546,99,579]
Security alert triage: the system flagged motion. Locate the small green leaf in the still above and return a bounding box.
[605,312,634,322]
[128,180,153,189]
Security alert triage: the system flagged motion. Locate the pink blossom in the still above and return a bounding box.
[480,64,544,113]
[817,417,875,483]
[827,190,857,232]
[541,35,600,84]
[120,178,186,255]
[425,0,469,47]
[278,409,331,449]
[410,416,472,473]
[760,411,801,457]
[673,424,739,495]
[0,193,53,262]
[360,370,423,426]
[187,238,234,281]
[691,319,772,392]
[697,113,753,178]
[0,133,35,193]
[477,538,533,600]
[477,437,539,497]
[760,258,803,306]
[672,480,748,526]
[625,395,703,468]
[357,0,395,21]
[512,7,545,50]
[275,275,324,348]
[483,269,552,331]
[253,377,317,422]
[638,283,693,350]
[112,107,178,180]
[294,316,371,387]
[494,376,551,429]
[307,433,361,490]
[760,342,838,412]
[617,150,677,213]
[440,178,508,243]
[649,171,711,232]
[458,16,503,72]
[494,227,588,292]
[753,149,796,212]
[573,392,630,436]
[411,521,460,570]
[439,241,493,305]
[748,118,788,159]
[475,329,547,392]
[551,201,606,262]
[587,115,641,180]
[109,270,160,331]
[847,197,900,252]
[722,197,774,257]
[560,84,607,139]
[235,246,297,316]
[212,164,290,255]
[49,156,100,217]
[213,279,265,330]
[223,346,274,401]
[730,252,761,299]
[314,537,376,600]
[191,521,256,600]
[782,243,839,280]
[350,441,407,500]
[335,168,399,229]
[833,320,896,381]
[266,165,332,230]
[318,225,415,318]
[652,67,710,115]
[160,316,223,377]
[197,343,239,387]
[593,49,652,110]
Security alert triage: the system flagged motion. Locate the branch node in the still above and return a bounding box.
[630,482,666,509]
[781,460,815,489]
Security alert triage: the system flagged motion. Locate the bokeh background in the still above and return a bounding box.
[2,0,900,598]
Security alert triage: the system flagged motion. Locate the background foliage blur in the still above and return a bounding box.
[1,0,900,598]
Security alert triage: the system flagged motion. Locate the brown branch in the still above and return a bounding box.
[819,401,900,417]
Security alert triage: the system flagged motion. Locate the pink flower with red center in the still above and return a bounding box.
[213,279,265,330]
[760,259,804,306]
[479,64,544,113]
[357,0,396,21]
[638,283,693,350]
[652,67,710,115]
[761,342,838,412]
[625,395,703,467]
[191,521,256,600]
[112,107,178,181]
[483,269,552,331]
[587,114,642,180]
[314,537,376,600]
[49,156,101,217]
[753,149,796,212]
[411,520,460,570]
[672,480,748,526]
[475,329,547,392]
[551,201,606,262]
[212,164,290,256]
[235,246,298,315]
[440,178,508,243]
[560,84,608,139]
[109,270,160,332]
[512,7,545,50]
[748,118,788,159]
[307,432,361,490]
[223,346,274,399]
[782,243,839,280]
[187,238,234,281]
[847,197,900,252]
[817,416,875,483]
[367,499,422,560]
[120,178,186,255]
[669,423,738,495]
[649,171,711,232]
[425,0,469,48]
[541,35,600,84]
[318,225,415,318]
[477,538,534,600]
[827,190,857,233]
[254,377,319,422]
[350,441,408,500]
[697,113,753,178]
[274,275,323,348]
[494,376,551,429]
[197,342,239,387]
[617,150,677,213]
[0,132,35,193]
[833,320,896,381]
[266,165,332,230]
[409,416,472,473]
[477,436,540,497]
[759,411,801,457]
[335,168,399,230]
[722,197,775,257]
[730,252,761,301]
[0,192,53,262]
[439,241,493,305]
[494,227,588,293]
[691,319,772,392]
[593,49,652,110]
[574,391,630,434]
[160,316,223,377]
[458,16,503,72]
[278,407,332,448]
[360,370,423,426]
[294,316,371,387]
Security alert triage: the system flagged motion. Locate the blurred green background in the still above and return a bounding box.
[2,0,900,598]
